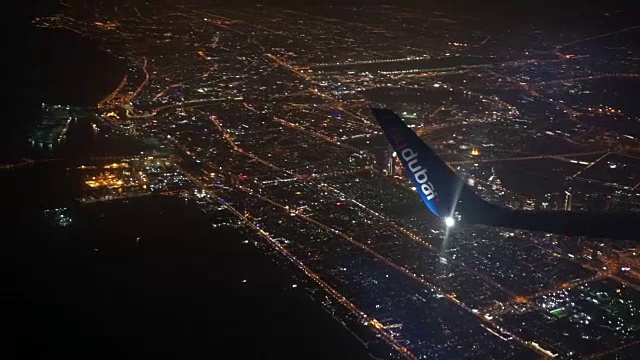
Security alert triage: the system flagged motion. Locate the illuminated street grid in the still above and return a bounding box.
[35,5,640,359]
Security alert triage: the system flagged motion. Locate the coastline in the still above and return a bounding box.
[9,24,382,360]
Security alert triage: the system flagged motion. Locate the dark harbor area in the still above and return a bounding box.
[9,14,378,360]
[8,2,640,360]
[11,183,376,359]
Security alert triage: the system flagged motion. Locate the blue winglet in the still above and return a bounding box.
[371,108,459,219]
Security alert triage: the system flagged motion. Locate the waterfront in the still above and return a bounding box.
[6,24,126,162]
[8,23,379,359]
[10,168,377,359]
[9,3,640,359]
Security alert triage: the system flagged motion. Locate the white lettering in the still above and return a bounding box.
[401,148,418,161]
[421,183,436,200]
[401,147,437,201]
[414,168,428,183]
[407,158,420,172]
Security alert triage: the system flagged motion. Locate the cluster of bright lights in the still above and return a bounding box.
[444,217,455,227]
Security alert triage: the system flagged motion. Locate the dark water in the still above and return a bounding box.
[6,25,127,162]
[7,22,376,360]
[8,165,375,360]
[3,107,156,163]
[17,26,126,106]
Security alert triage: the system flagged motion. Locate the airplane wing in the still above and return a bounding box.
[371,108,639,240]
[371,108,463,222]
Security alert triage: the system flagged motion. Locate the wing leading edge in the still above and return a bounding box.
[371,108,639,240]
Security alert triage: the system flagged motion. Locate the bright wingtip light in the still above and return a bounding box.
[444,217,455,228]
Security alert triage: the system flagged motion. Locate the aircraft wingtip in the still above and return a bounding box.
[370,107,397,117]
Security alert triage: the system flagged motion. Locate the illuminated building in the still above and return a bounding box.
[564,190,572,211]
[386,146,396,176]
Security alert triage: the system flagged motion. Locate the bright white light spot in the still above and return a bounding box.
[444,217,455,227]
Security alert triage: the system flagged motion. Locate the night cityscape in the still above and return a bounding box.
[9,1,640,359]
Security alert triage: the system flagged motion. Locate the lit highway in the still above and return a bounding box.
[182,103,565,358]
[32,6,640,359]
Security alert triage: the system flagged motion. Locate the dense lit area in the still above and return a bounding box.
[78,156,188,202]
[10,2,640,360]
